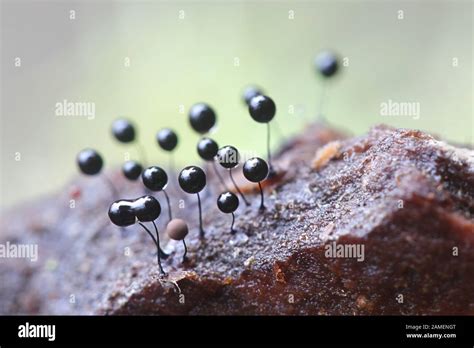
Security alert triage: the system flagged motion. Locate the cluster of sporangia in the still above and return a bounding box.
[76,52,339,275]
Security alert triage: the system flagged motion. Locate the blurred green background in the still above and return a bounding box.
[1,0,472,209]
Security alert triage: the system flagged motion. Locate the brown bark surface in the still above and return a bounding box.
[0,123,472,315]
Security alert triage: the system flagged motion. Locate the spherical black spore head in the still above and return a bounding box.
[178,166,206,194]
[157,128,178,152]
[132,195,161,222]
[112,118,136,143]
[248,95,276,123]
[217,191,239,214]
[142,166,168,191]
[243,157,269,183]
[108,199,136,226]
[216,145,240,169]
[188,103,216,134]
[242,86,263,105]
[122,160,143,181]
[315,51,339,78]
[197,137,219,161]
[77,148,103,175]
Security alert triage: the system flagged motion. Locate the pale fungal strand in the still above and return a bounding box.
[311,141,341,170]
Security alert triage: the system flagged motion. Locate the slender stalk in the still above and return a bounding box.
[229,169,249,206]
[258,181,265,211]
[139,222,165,275]
[138,222,157,245]
[230,212,236,234]
[266,123,276,177]
[182,240,188,263]
[267,122,272,170]
[136,221,168,259]
[162,189,172,222]
[197,193,205,238]
[212,160,228,190]
[152,220,169,260]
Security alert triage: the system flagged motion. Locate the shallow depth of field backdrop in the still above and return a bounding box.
[1,0,472,209]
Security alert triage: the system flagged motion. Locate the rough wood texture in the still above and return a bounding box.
[0,123,472,315]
